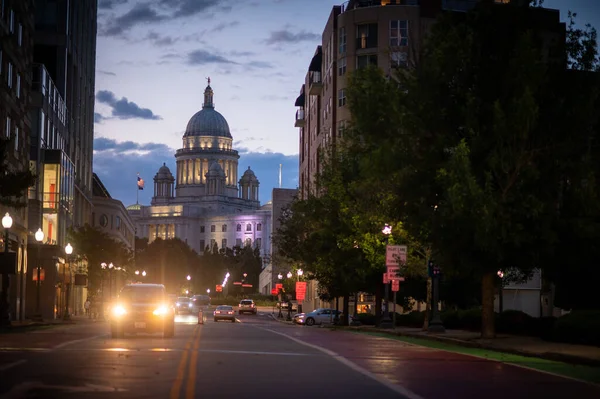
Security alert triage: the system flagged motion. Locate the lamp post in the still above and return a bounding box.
[206,289,210,295]
[497,270,504,313]
[0,213,13,326]
[33,229,44,321]
[142,270,146,277]
[63,243,73,321]
[296,269,303,314]
[381,224,393,328]
[277,273,283,318]
[427,204,445,333]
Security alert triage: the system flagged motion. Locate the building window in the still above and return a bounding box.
[236,224,241,232]
[245,238,252,247]
[338,27,346,54]
[221,224,227,232]
[356,23,377,49]
[210,225,215,232]
[338,57,346,76]
[16,74,20,98]
[7,63,12,88]
[236,238,242,247]
[257,223,262,231]
[210,239,216,249]
[338,89,346,107]
[357,54,377,69]
[99,214,108,227]
[222,238,227,248]
[9,9,14,33]
[14,126,18,151]
[390,20,409,47]
[200,239,206,252]
[200,225,205,233]
[338,121,346,138]
[255,238,262,249]
[116,216,121,230]
[18,23,22,46]
[391,52,408,68]
[246,223,252,231]
[5,117,10,138]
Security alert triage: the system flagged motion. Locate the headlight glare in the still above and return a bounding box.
[112,305,127,317]
[153,305,169,316]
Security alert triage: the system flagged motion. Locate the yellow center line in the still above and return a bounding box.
[169,326,199,399]
[185,325,201,399]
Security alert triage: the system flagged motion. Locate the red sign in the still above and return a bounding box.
[271,288,278,295]
[32,268,45,281]
[392,279,400,292]
[215,284,223,292]
[275,283,283,291]
[242,283,252,288]
[295,281,307,301]
[233,281,242,286]
[383,273,389,284]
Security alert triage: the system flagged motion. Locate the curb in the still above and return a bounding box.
[268,313,293,324]
[341,327,600,368]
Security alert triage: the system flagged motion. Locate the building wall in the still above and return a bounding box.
[91,197,136,251]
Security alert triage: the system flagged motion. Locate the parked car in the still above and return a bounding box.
[294,308,341,326]
[238,299,257,315]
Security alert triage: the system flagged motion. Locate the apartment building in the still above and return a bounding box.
[295,0,566,313]
[0,0,35,323]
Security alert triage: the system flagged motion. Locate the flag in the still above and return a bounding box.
[137,173,145,190]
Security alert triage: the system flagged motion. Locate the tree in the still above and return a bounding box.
[0,138,36,208]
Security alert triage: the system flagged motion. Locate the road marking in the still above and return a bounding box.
[196,348,313,356]
[0,381,127,397]
[0,359,26,372]
[186,326,201,399]
[253,326,425,399]
[169,326,198,399]
[0,347,50,352]
[52,334,108,350]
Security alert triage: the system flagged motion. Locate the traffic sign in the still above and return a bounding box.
[215,284,223,292]
[392,279,400,292]
[296,281,307,301]
[386,245,407,267]
[271,288,278,295]
[383,273,389,284]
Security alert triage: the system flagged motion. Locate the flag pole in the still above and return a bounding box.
[136,173,139,204]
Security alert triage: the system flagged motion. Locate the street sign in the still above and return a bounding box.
[295,281,307,301]
[215,285,223,292]
[32,268,45,282]
[271,288,278,295]
[385,245,407,267]
[242,283,252,288]
[233,281,242,286]
[275,283,283,291]
[383,273,389,284]
[392,279,400,292]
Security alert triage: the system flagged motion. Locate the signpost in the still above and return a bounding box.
[383,273,389,284]
[391,280,400,328]
[296,281,307,314]
[386,245,407,279]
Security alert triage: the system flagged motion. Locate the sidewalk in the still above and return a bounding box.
[5,314,103,331]
[346,325,600,367]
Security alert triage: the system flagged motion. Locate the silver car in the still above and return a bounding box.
[295,308,341,326]
[213,305,236,323]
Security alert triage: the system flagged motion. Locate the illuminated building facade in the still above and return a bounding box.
[128,82,272,259]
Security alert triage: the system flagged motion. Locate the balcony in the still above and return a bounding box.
[294,108,306,128]
[309,71,323,95]
[341,0,419,13]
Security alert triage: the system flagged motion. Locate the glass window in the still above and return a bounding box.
[338,89,346,107]
[119,285,165,303]
[257,223,262,231]
[221,238,227,249]
[390,20,409,47]
[5,117,10,138]
[14,126,18,151]
[236,224,241,232]
[221,224,227,232]
[357,54,377,69]
[210,225,215,232]
[7,62,12,87]
[338,27,346,54]
[356,23,377,49]
[391,52,408,68]
[9,9,14,33]
[255,238,262,248]
[338,57,346,76]
[200,226,205,233]
[210,238,216,248]
[245,238,252,247]
[200,239,205,252]
[18,23,22,46]
[236,238,242,247]
[246,223,252,231]
[16,74,20,98]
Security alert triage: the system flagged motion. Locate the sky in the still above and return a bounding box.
[92,0,599,207]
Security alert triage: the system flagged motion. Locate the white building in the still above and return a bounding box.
[127,81,272,260]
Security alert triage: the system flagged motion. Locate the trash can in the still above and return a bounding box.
[198,309,206,324]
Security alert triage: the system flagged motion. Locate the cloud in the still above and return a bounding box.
[98,70,117,76]
[261,95,291,101]
[265,29,320,45]
[187,49,238,66]
[94,113,105,124]
[101,3,168,36]
[213,21,240,32]
[93,137,299,207]
[96,90,162,120]
[146,31,178,47]
[160,0,224,18]
[99,0,128,10]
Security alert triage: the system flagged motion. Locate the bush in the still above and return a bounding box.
[497,310,534,335]
[552,310,600,347]
[356,313,377,325]
[394,311,425,327]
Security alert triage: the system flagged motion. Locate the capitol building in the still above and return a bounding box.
[126,81,274,260]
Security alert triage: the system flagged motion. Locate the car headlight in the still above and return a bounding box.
[153,305,169,316]
[112,305,127,317]
[188,303,193,307]
[176,302,181,307]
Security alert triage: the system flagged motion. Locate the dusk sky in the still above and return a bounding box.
[93,0,599,207]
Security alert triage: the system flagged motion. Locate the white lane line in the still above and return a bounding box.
[197,348,312,356]
[252,326,425,399]
[52,334,108,350]
[0,359,27,372]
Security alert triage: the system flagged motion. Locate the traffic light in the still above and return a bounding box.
[428,260,434,277]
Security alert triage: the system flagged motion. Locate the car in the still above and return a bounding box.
[190,294,211,312]
[238,299,257,315]
[213,305,236,322]
[110,283,175,339]
[294,308,341,326]
[175,297,193,314]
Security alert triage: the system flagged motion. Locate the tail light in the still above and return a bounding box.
[215,311,221,314]
[228,311,233,314]
[251,304,255,308]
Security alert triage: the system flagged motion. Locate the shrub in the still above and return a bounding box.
[356,313,377,325]
[497,310,534,335]
[552,310,600,347]
[394,311,425,327]
[457,308,482,331]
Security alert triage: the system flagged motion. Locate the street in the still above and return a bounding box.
[0,310,599,399]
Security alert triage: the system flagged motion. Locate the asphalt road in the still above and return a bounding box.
[0,310,403,399]
[1,309,599,399]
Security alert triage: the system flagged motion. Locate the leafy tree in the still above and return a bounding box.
[0,138,36,208]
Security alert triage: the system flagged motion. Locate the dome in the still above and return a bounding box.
[155,163,174,180]
[206,162,226,177]
[126,203,141,211]
[183,81,232,139]
[240,166,258,182]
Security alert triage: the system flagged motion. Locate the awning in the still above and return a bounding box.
[308,47,322,72]
[294,92,305,107]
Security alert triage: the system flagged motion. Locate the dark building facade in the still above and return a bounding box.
[0,0,35,322]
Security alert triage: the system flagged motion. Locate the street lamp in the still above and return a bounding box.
[142,270,146,277]
[206,289,210,294]
[243,273,247,279]
[286,271,292,279]
[497,270,504,313]
[63,243,73,320]
[187,275,191,281]
[277,273,283,318]
[33,229,44,320]
[381,224,393,328]
[297,269,303,281]
[135,270,140,275]
[0,213,12,326]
